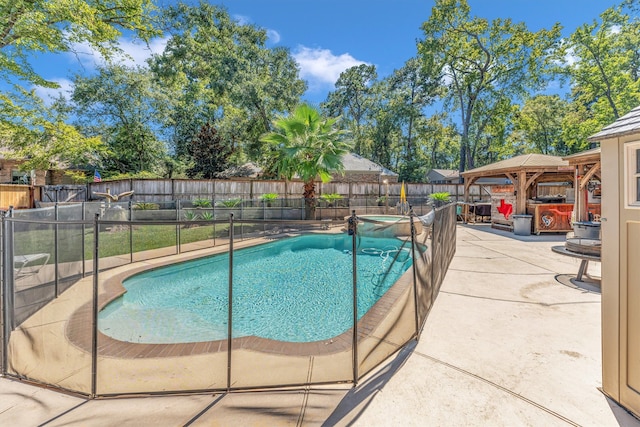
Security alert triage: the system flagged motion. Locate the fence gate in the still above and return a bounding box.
[40,186,87,203]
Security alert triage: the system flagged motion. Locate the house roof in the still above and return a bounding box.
[562,146,601,160]
[588,105,640,141]
[341,153,397,176]
[562,147,601,166]
[225,153,397,178]
[461,154,568,177]
[223,162,263,178]
[428,169,460,180]
[426,169,510,185]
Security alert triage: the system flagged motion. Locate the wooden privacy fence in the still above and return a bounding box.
[83,179,489,203]
[0,185,32,210]
[1,179,491,208]
[39,185,87,204]
[14,179,570,210]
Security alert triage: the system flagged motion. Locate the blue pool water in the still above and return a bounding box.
[98,234,414,343]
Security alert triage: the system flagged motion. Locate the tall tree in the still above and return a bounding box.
[417,114,459,173]
[0,0,158,171]
[71,64,166,175]
[386,58,440,166]
[187,123,233,179]
[150,2,305,165]
[559,3,640,146]
[513,95,569,156]
[260,104,351,219]
[1,93,105,173]
[365,101,400,171]
[323,64,377,155]
[466,96,518,166]
[418,0,561,175]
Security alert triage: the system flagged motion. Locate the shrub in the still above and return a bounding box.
[182,210,200,228]
[260,193,279,201]
[183,210,200,221]
[217,198,242,207]
[200,211,214,220]
[192,198,212,208]
[429,192,451,207]
[320,193,343,205]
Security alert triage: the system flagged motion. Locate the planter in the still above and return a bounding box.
[214,207,241,220]
[264,207,281,220]
[242,207,288,220]
[281,208,304,220]
[132,209,177,221]
[240,207,262,220]
[573,221,601,240]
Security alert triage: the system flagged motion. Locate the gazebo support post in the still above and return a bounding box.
[463,178,475,203]
[517,171,527,215]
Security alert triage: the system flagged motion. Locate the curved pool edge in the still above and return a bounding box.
[65,234,416,358]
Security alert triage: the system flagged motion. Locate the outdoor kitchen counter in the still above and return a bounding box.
[525,203,601,234]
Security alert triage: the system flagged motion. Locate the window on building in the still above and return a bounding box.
[11,170,30,184]
[626,141,640,208]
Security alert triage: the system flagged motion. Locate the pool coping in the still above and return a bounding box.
[65,233,417,358]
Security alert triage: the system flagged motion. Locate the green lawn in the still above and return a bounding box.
[11,222,246,262]
[97,223,227,258]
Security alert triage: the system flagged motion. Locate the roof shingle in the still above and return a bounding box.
[588,105,640,141]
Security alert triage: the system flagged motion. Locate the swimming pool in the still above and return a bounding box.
[98,233,414,344]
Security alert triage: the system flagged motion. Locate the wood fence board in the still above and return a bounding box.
[0,177,565,211]
[0,184,31,209]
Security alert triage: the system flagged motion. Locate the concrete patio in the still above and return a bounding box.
[1,223,639,426]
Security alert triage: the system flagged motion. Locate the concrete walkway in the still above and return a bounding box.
[1,224,639,426]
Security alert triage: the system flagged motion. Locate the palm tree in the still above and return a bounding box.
[261,103,351,219]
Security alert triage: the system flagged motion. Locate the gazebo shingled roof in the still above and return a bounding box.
[461,153,569,178]
[562,147,601,165]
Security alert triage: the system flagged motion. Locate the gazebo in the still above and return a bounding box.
[461,154,574,232]
[562,147,601,223]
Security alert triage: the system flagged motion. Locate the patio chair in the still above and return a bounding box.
[14,253,50,277]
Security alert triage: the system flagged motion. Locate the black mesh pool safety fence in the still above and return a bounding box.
[1,202,456,397]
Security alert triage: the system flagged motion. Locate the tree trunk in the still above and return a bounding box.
[303,181,316,220]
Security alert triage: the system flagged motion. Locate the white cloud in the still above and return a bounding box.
[64,41,100,69]
[38,36,168,104]
[544,79,563,92]
[118,37,168,66]
[563,46,577,66]
[67,36,168,69]
[293,46,369,91]
[33,78,73,105]
[232,14,280,44]
[441,65,453,85]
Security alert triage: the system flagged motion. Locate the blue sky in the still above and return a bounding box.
[33,0,615,105]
